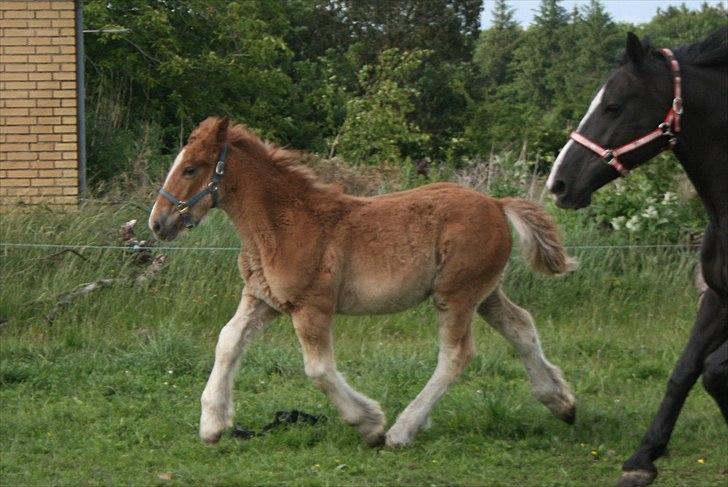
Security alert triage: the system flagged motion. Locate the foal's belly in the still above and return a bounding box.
[336,260,436,315]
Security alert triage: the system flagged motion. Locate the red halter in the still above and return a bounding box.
[569,48,683,177]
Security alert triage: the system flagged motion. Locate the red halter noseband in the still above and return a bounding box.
[569,48,683,177]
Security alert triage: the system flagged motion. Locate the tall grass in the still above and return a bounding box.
[1,197,725,486]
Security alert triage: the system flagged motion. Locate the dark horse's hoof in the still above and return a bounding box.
[616,469,657,487]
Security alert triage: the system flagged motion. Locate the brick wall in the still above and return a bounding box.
[0,1,79,208]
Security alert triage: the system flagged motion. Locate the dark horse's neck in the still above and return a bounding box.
[675,60,728,298]
[674,62,728,225]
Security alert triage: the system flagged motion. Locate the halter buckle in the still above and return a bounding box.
[176,201,190,214]
[659,122,674,136]
[603,150,614,162]
[672,97,683,115]
[215,161,225,175]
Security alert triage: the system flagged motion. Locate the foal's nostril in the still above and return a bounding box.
[551,180,567,195]
[153,220,161,233]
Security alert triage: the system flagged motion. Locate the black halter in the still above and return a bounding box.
[158,144,229,229]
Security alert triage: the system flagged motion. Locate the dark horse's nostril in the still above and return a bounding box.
[153,220,161,233]
[551,180,566,195]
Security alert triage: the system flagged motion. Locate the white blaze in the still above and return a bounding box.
[546,86,605,189]
[149,148,186,231]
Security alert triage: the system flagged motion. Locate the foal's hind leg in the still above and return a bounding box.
[292,307,386,446]
[200,292,279,443]
[478,287,575,423]
[702,339,728,421]
[386,304,476,448]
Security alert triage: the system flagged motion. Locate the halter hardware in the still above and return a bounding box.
[158,144,229,229]
[569,48,683,177]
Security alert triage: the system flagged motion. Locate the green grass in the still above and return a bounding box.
[1,202,726,486]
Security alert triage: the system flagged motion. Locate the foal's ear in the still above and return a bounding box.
[216,116,230,145]
[626,32,645,67]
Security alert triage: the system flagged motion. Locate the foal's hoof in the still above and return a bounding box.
[616,469,657,487]
[200,430,223,444]
[559,405,576,425]
[365,432,386,448]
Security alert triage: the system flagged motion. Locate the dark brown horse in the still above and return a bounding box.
[547,29,728,487]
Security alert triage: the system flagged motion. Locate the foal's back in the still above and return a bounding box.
[335,183,512,315]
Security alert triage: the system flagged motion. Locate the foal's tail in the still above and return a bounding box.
[498,198,577,276]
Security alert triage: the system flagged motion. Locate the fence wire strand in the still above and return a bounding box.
[0,241,701,252]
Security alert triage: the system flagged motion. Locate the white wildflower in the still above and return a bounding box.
[625,215,642,232]
[611,216,626,230]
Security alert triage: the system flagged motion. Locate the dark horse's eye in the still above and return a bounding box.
[183,166,197,177]
[605,103,622,114]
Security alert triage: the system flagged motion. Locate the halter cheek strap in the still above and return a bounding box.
[158,144,228,229]
[570,48,682,177]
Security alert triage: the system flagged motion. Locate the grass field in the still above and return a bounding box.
[1,201,726,486]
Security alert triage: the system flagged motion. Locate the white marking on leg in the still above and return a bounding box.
[478,289,574,421]
[546,86,605,189]
[199,293,277,443]
[293,312,385,445]
[386,310,474,448]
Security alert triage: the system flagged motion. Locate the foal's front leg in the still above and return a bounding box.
[200,292,279,443]
[291,307,386,446]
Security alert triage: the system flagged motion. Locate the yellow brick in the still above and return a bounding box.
[2,80,34,90]
[28,2,53,10]
[2,107,29,116]
[27,54,52,63]
[4,116,35,125]
[29,107,53,116]
[52,89,74,98]
[6,187,38,197]
[31,178,54,187]
[36,81,60,90]
[0,72,29,81]
[53,196,78,205]
[36,64,61,72]
[51,37,74,46]
[29,72,53,81]
[34,45,60,54]
[51,18,74,28]
[54,142,76,151]
[2,142,29,150]
[0,178,30,187]
[27,36,52,46]
[38,169,63,178]
[54,177,76,186]
[0,161,30,170]
[28,18,55,27]
[61,152,76,160]
[2,125,32,135]
[57,10,75,19]
[52,69,75,79]
[1,54,28,62]
[0,37,28,46]
[53,107,75,116]
[61,133,76,142]
[54,159,77,168]
[3,10,34,20]
[61,98,76,107]
[51,1,75,10]
[0,18,29,28]
[5,151,36,161]
[58,28,74,36]
[29,90,54,98]
[30,142,54,151]
[32,160,54,169]
[34,10,59,19]
[6,169,37,178]
[38,134,61,142]
[53,125,74,133]
[4,99,35,108]
[36,99,60,107]
[3,63,35,72]
[62,169,78,178]
[3,45,34,54]
[38,186,64,195]
[3,29,31,38]
[61,81,75,90]
[63,186,78,195]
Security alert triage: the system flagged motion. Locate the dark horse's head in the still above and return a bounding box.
[547,33,679,209]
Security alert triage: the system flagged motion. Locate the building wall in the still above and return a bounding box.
[0,1,79,208]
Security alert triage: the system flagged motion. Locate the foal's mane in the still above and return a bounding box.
[677,26,728,67]
[224,121,339,194]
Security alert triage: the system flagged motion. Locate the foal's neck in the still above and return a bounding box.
[220,151,339,248]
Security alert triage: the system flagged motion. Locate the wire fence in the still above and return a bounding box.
[0,241,702,253]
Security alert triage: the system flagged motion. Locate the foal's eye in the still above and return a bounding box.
[605,103,622,114]
[183,166,197,177]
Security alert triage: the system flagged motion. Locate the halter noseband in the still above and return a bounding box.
[570,48,683,177]
[158,143,229,229]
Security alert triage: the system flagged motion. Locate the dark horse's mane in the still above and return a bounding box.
[675,25,728,66]
[618,26,728,66]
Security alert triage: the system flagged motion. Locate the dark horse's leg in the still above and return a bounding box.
[702,339,728,421]
[618,290,728,487]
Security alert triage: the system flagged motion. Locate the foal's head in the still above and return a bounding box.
[149,117,229,240]
[547,33,677,209]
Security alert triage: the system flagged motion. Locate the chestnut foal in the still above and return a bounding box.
[149,117,577,448]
